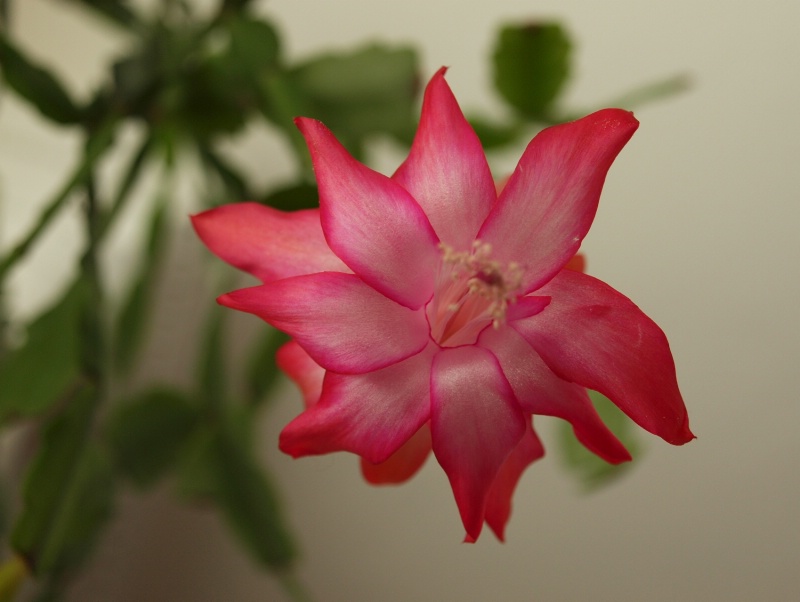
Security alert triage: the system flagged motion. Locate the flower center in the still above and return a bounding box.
[428,240,523,347]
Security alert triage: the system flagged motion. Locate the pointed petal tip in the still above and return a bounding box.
[668,418,696,446]
[589,107,640,134]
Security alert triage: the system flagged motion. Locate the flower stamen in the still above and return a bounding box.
[432,241,523,345]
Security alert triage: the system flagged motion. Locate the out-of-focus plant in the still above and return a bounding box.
[0,1,686,599]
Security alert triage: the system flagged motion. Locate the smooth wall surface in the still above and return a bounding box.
[1,1,798,600]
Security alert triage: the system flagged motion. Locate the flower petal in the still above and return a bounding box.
[478,109,639,294]
[480,326,630,463]
[191,203,348,283]
[295,117,441,309]
[392,68,496,249]
[360,424,432,485]
[431,346,526,541]
[513,269,693,445]
[482,419,544,542]
[506,295,551,322]
[279,344,436,463]
[276,340,325,408]
[220,272,429,374]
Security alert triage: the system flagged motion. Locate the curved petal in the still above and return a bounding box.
[506,295,551,322]
[279,344,436,464]
[513,269,693,445]
[478,109,639,294]
[191,203,348,283]
[220,273,429,374]
[480,326,630,463]
[431,346,525,541]
[295,117,441,309]
[360,423,432,485]
[276,340,325,408]
[392,68,496,249]
[481,419,544,542]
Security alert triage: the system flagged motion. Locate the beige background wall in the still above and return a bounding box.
[1,1,799,600]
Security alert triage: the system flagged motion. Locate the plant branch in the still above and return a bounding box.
[0,120,115,283]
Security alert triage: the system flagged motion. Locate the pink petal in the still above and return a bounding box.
[276,340,325,408]
[279,344,436,464]
[513,269,694,445]
[430,346,526,541]
[478,109,639,294]
[191,203,348,283]
[392,68,496,249]
[295,117,441,309]
[220,272,429,374]
[480,326,630,464]
[506,295,551,322]
[360,423,432,485]
[482,420,544,542]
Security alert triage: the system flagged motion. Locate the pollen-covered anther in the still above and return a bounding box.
[439,241,523,327]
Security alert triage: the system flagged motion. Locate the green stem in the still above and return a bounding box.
[276,571,315,602]
[79,170,105,389]
[0,120,115,283]
[97,133,154,240]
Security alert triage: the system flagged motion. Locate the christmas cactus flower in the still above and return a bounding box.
[192,68,693,542]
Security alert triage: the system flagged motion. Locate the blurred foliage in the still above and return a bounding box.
[557,390,643,491]
[0,2,684,600]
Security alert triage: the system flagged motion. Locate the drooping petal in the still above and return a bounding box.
[360,423,432,485]
[478,109,639,294]
[276,340,325,408]
[191,203,348,283]
[220,272,429,374]
[513,269,693,445]
[482,419,544,542]
[480,326,630,463]
[392,68,496,249]
[295,117,441,309]
[431,346,526,541]
[279,344,436,464]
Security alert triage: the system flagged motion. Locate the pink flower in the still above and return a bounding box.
[192,68,693,542]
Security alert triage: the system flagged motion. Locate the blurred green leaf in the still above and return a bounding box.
[493,23,571,120]
[69,0,139,29]
[107,388,199,488]
[262,182,318,212]
[287,44,419,154]
[176,61,251,140]
[557,390,643,491]
[211,427,296,569]
[225,16,281,78]
[111,30,165,116]
[468,115,523,150]
[112,200,169,375]
[0,34,82,124]
[176,426,218,499]
[244,328,289,406]
[12,387,113,577]
[0,281,89,423]
[258,70,316,172]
